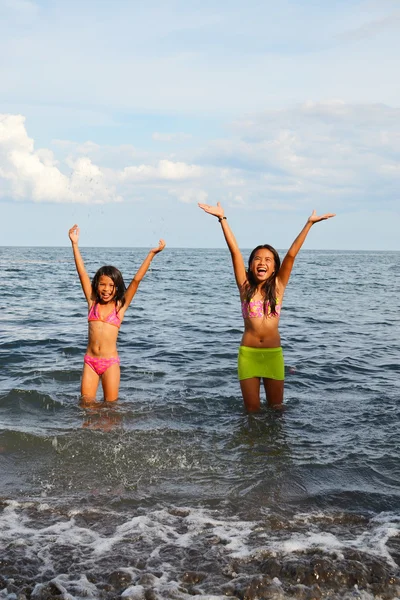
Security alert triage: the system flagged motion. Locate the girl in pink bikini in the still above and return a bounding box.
[68,224,165,405]
[198,202,335,411]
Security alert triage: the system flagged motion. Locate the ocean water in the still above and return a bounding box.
[0,246,399,600]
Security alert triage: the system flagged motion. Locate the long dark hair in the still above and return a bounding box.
[244,244,281,315]
[91,266,126,310]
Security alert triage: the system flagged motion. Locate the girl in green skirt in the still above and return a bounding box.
[198,202,335,411]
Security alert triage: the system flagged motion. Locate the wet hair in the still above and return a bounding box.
[245,244,281,315]
[91,266,126,310]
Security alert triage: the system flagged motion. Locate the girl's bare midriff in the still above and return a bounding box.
[240,284,283,348]
[86,321,120,357]
[241,316,281,348]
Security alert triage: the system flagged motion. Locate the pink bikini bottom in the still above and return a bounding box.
[84,354,120,376]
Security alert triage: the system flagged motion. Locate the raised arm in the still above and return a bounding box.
[278,210,335,289]
[198,202,246,289]
[68,224,92,304]
[123,239,166,309]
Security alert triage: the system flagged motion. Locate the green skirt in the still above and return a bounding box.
[238,346,284,381]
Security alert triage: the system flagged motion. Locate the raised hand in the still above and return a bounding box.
[69,224,80,244]
[308,210,336,224]
[150,239,166,254]
[198,201,225,219]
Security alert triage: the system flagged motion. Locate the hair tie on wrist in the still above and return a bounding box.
[218,216,227,222]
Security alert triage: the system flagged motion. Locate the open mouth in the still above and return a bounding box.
[257,268,267,275]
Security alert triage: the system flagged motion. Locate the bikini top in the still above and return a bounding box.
[241,298,281,319]
[88,303,122,328]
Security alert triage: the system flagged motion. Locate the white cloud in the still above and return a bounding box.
[2,102,400,212]
[0,114,120,204]
[0,114,204,204]
[168,187,208,204]
[52,139,151,170]
[152,132,192,142]
[120,159,203,183]
[206,100,400,208]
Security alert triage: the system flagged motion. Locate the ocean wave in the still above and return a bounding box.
[0,501,398,599]
[0,389,64,412]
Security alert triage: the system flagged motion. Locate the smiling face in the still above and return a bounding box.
[97,275,116,303]
[249,248,276,283]
[92,265,126,307]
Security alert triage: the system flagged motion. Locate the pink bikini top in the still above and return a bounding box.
[241,299,281,319]
[88,303,122,328]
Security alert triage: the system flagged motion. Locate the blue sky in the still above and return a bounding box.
[1,0,400,249]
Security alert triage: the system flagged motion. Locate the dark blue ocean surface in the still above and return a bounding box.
[0,246,399,599]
